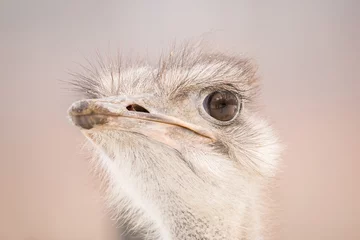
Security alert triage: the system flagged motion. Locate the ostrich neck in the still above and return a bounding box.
[106,157,262,240]
[158,192,262,240]
[98,137,263,240]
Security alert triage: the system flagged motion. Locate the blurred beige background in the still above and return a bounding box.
[0,0,359,239]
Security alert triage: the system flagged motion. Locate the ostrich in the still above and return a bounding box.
[67,45,280,240]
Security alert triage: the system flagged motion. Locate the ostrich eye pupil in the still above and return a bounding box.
[203,91,240,121]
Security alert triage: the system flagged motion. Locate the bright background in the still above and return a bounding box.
[0,0,359,239]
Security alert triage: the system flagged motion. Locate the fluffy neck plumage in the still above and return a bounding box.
[89,132,263,240]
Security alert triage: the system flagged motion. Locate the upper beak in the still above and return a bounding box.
[68,97,216,141]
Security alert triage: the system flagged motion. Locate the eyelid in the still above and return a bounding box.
[200,86,240,98]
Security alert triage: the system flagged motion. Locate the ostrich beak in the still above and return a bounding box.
[68,98,216,142]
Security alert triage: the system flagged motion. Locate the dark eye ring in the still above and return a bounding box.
[203,91,241,121]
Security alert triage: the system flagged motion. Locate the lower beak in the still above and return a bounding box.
[68,98,216,141]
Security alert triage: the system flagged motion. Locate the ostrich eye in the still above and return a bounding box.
[203,91,240,121]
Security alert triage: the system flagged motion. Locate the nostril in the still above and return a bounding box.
[126,104,150,113]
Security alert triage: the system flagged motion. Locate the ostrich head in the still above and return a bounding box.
[68,46,280,240]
